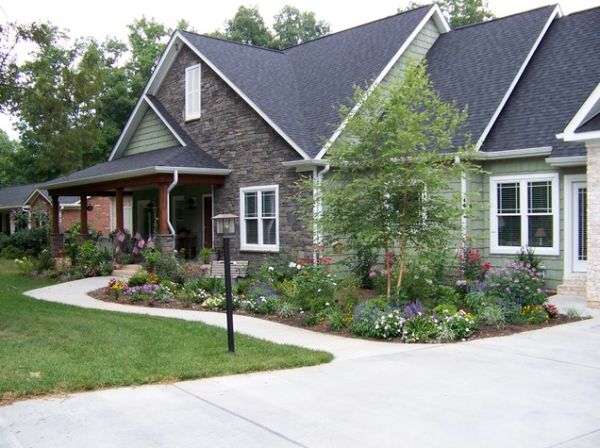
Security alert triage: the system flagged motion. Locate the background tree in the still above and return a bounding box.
[211,4,330,49]
[272,5,330,48]
[399,0,494,27]
[210,5,273,47]
[306,63,477,298]
[0,130,22,187]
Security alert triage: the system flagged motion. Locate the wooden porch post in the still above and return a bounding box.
[80,195,88,236]
[115,188,124,232]
[51,196,60,234]
[158,182,168,235]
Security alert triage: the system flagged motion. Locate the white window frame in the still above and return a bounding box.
[185,64,201,121]
[564,174,587,275]
[239,185,279,252]
[490,173,560,256]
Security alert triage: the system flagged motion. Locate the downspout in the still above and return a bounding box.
[455,156,467,240]
[313,164,331,263]
[167,170,179,235]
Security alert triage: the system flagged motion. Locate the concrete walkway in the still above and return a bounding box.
[0,278,598,447]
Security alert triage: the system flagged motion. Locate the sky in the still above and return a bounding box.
[1,0,599,138]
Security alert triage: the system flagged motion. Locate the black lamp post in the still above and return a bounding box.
[212,213,238,353]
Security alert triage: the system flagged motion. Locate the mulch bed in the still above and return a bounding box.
[89,287,588,343]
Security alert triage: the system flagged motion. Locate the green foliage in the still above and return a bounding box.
[565,308,582,319]
[402,315,440,343]
[522,305,549,325]
[488,262,547,307]
[77,240,110,277]
[346,245,377,289]
[478,304,506,329]
[142,248,162,271]
[211,5,329,49]
[516,247,543,271]
[198,247,215,264]
[128,270,150,287]
[349,298,389,337]
[438,0,494,28]
[433,303,458,315]
[283,264,336,313]
[301,62,478,297]
[153,253,181,283]
[278,301,301,318]
[197,277,226,294]
[0,227,49,258]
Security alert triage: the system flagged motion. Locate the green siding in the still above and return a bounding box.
[381,19,441,88]
[466,157,585,288]
[124,108,178,156]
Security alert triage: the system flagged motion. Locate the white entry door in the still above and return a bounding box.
[571,180,587,272]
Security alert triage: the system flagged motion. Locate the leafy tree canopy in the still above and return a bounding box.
[211,4,330,49]
[400,0,494,28]
[301,63,479,297]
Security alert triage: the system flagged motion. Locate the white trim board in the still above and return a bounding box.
[239,184,280,252]
[560,82,600,142]
[314,4,449,160]
[475,5,562,150]
[563,174,587,277]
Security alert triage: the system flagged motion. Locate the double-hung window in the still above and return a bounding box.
[490,173,559,255]
[185,64,201,121]
[240,185,279,251]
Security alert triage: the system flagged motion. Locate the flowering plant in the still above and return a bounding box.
[488,262,546,307]
[373,310,405,339]
[456,244,491,283]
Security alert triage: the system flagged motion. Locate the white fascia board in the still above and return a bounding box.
[559,130,600,143]
[562,82,600,136]
[44,167,230,191]
[314,5,449,160]
[108,35,182,161]
[282,159,329,172]
[476,6,561,150]
[475,146,552,160]
[143,96,187,147]
[175,32,311,161]
[545,155,586,167]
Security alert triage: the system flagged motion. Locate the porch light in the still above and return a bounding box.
[212,212,238,353]
[213,213,238,236]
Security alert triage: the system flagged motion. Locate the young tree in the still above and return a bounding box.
[398,0,494,28]
[310,63,477,297]
[272,5,330,48]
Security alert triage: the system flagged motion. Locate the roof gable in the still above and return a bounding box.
[482,7,600,156]
[426,5,560,150]
[0,183,41,209]
[123,106,178,156]
[560,81,600,142]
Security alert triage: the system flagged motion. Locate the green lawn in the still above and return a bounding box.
[0,260,332,403]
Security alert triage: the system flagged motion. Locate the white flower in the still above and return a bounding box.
[297,264,302,270]
[325,302,330,306]
[288,262,297,268]
[268,266,274,272]
[318,288,322,293]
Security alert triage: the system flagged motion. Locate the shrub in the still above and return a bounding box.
[478,304,506,329]
[245,295,283,314]
[543,303,559,318]
[203,293,240,310]
[565,308,581,319]
[488,262,546,307]
[457,245,491,283]
[278,301,300,318]
[373,310,405,339]
[180,262,207,281]
[155,285,174,303]
[142,249,162,272]
[433,303,458,315]
[440,310,477,340]
[322,306,346,331]
[402,315,440,343]
[78,240,109,277]
[197,277,225,294]
[350,298,389,337]
[522,305,549,324]
[347,245,378,289]
[285,264,336,313]
[14,257,34,276]
[154,253,181,283]
[128,270,150,286]
[1,228,49,258]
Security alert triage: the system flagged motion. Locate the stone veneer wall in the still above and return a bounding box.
[585,138,600,308]
[156,47,312,264]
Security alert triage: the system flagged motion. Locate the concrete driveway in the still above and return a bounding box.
[1,282,599,448]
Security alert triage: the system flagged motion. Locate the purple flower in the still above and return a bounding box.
[403,300,424,319]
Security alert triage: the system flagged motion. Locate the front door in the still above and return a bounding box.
[571,181,587,272]
[203,195,213,248]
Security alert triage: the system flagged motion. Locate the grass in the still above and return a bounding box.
[0,260,332,403]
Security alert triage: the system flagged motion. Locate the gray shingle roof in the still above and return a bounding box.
[426,5,558,148]
[481,7,600,157]
[0,183,41,209]
[180,5,432,158]
[44,145,227,188]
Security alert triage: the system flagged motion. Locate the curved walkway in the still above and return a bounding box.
[3,278,598,448]
[23,277,431,360]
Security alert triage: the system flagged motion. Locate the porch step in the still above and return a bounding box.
[557,275,587,297]
[111,264,143,279]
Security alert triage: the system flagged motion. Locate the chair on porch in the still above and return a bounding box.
[209,260,249,279]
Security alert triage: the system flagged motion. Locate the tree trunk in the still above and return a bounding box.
[396,240,406,292]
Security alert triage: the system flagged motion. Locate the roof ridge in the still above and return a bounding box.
[281,4,433,52]
[179,30,284,54]
[451,4,558,31]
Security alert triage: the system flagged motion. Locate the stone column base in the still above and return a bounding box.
[587,297,600,309]
[50,233,65,257]
[155,234,175,255]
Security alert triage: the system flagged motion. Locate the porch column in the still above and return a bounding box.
[51,196,60,235]
[50,195,65,257]
[586,138,600,308]
[158,182,169,235]
[80,195,88,236]
[115,188,124,232]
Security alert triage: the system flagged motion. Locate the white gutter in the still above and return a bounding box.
[313,164,331,261]
[166,170,179,235]
[558,130,600,143]
[545,155,587,167]
[282,159,329,172]
[473,146,552,160]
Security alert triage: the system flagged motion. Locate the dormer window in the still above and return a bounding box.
[185,64,201,121]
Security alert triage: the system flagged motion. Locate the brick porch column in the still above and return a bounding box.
[586,138,600,308]
[79,195,88,237]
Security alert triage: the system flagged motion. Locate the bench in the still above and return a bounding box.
[210,260,249,279]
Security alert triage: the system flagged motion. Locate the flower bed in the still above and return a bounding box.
[90,248,586,344]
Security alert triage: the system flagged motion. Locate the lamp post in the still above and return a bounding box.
[212,213,238,353]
